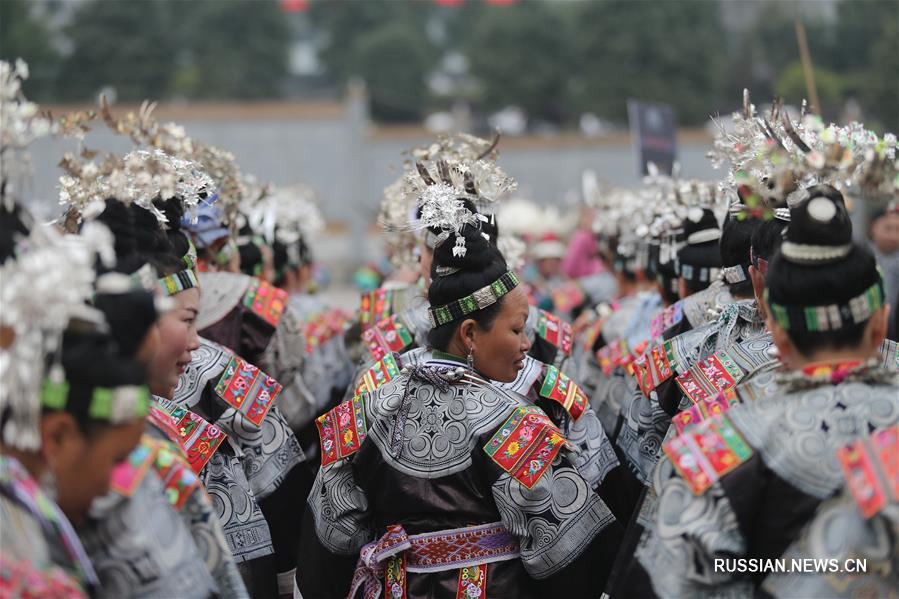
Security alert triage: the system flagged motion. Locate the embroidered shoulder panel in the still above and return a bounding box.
[354,353,402,396]
[359,288,396,330]
[549,282,585,314]
[663,413,753,495]
[362,314,414,361]
[317,394,368,466]
[243,278,287,327]
[214,354,282,427]
[837,426,898,518]
[538,366,588,420]
[675,350,745,405]
[109,436,158,498]
[728,383,899,498]
[671,388,742,435]
[535,310,574,356]
[148,399,227,474]
[484,406,566,489]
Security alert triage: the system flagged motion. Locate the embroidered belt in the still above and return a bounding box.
[348,521,519,599]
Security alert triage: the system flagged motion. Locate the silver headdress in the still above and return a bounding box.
[57,148,214,227]
[0,59,54,208]
[243,182,324,245]
[404,158,517,258]
[0,220,113,450]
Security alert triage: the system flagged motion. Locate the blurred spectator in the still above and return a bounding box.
[869,202,899,339]
[562,207,605,278]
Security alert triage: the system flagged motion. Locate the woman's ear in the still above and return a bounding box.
[864,305,890,354]
[40,412,82,468]
[748,265,767,320]
[457,318,477,350]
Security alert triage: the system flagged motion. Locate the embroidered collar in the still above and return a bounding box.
[0,456,98,586]
[430,350,467,365]
[777,359,897,391]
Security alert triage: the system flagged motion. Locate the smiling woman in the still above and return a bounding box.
[298,187,623,598]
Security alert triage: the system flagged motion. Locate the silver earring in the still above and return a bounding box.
[467,347,474,370]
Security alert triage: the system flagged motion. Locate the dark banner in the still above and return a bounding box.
[627,100,677,176]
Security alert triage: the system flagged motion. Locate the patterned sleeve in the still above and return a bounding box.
[180,485,250,599]
[308,460,372,555]
[483,406,618,579]
[308,395,374,555]
[634,414,757,598]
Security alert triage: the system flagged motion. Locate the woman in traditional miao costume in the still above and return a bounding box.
[618,189,899,597]
[0,203,148,598]
[73,197,248,598]
[297,192,624,597]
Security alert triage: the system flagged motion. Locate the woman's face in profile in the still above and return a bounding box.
[472,286,531,383]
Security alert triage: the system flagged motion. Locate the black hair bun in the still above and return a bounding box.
[682,207,720,244]
[431,223,506,275]
[154,196,185,233]
[786,184,852,248]
[95,198,137,260]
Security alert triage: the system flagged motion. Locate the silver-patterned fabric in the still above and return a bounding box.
[635,461,751,598]
[729,381,899,499]
[174,338,307,500]
[202,451,274,563]
[564,402,621,488]
[259,303,318,431]
[308,461,372,555]
[492,462,616,579]
[762,490,899,598]
[616,385,670,485]
[309,360,618,580]
[365,373,521,479]
[81,473,220,599]
[681,282,734,329]
[637,376,899,598]
[174,337,232,409]
[179,478,249,598]
[667,299,766,375]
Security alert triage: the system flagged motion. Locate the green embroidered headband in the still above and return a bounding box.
[766,280,884,333]
[41,379,151,423]
[157,238,201,296]
[159,267,199,296]
[428,271,520,327]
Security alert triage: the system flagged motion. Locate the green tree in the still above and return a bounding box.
[774,61,846,113]
[462,2,574,124]
[570,0,727,125]
[57,0,178,102]
[354,24,433,122]
[56,0,290,102]
[0,0,62,100]
[174,0,291,99]
[308,0,435,121]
